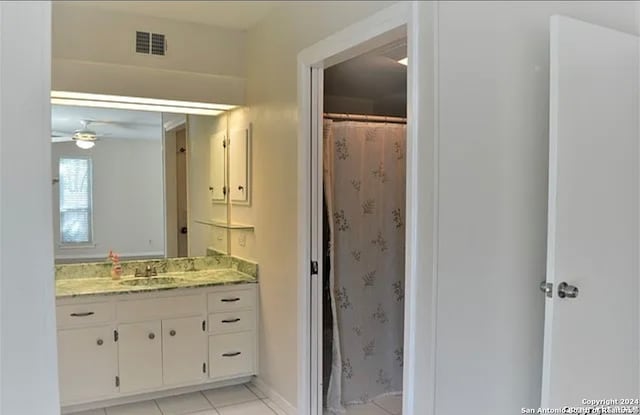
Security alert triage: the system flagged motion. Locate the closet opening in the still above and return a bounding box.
[322,39,407,415]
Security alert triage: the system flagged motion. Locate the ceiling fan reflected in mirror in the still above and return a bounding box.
[51,119,112,149]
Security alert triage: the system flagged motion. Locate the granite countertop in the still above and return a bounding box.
[56,269,257,299]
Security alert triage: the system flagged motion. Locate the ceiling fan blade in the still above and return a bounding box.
[51,136,73,143]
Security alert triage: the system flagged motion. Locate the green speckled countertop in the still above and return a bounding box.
[56,269,257,299]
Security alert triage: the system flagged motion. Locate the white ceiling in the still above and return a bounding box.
[51,105,163,141]
[324,40,407,112]
[63,1,282,30]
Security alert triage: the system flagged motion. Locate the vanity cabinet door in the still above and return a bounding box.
[162,316,207,386]
[117,321,163,393]
[58,325,118,404]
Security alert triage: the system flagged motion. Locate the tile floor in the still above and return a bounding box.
[341,394,402,415]
[73,384,287,415]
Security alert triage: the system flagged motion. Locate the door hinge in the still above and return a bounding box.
[202,320,206,331]
[115,376,120,387]
[114,330,119,342]
[202,362,207,373]
[311,261,318,275]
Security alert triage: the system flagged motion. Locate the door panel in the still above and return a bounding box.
[162,316,207,385]
[58,325,118,404]
[543,15,639,405]
[118,321,163,393]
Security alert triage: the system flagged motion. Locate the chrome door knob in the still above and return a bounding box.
[539,281,553,298]
[558,282,579,299]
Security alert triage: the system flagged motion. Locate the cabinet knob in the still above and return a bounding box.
[97,339,104,346]
[148,333,155,340]
[169,330,176,337]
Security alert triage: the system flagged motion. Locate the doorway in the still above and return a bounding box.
[164,115,189,258]
[295,3,429,414]
[321,39,407,415]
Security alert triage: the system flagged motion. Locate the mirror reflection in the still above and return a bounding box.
[50,106,231,263]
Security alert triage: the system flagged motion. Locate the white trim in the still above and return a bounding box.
[252,377,297,415]
[163,118,186,133]
[296,2,438,415]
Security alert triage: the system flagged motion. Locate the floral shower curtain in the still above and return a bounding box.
[324,119,406,412]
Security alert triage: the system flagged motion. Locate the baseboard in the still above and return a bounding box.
[252,377,297,415]
[62,376,251,414]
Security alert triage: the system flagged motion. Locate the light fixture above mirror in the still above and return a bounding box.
[51,91,236,116]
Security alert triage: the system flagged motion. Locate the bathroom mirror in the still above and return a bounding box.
[51,105,230,263]
[225,106,256,260]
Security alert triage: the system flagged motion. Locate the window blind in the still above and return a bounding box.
[59,157,92,244]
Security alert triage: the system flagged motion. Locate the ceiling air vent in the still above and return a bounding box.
[135,31,166,56]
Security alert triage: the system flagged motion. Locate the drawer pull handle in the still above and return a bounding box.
[222,318,241,323]
[222,351,242,357]
[70,312,95,317]
[96,339,103,346]
[221,298,240,303]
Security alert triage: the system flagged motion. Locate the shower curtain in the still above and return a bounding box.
[324,119,405,412]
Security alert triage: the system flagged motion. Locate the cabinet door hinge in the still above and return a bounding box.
[311,261,318,275]
[115,376,120,387]
[202,320,206,331]
[202,362,207,373]
[114,330,119,342]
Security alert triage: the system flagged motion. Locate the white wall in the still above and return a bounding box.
[52,138,165,261]
[0,2,60,414]
[52,3,246,105]
[433,2,639,414]
[244,1,397,407]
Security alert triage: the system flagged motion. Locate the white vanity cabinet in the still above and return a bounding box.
[162,316,208,385]
[56,283,258,409]
[117,320,163,393]
[57,325,118,404]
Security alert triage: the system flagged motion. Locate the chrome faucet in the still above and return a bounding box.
[135,265,158,278]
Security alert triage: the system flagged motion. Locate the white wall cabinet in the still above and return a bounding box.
[210,130,227,202]
[57,325,118,404]
[56,283,258,409]
[229,126,251,204]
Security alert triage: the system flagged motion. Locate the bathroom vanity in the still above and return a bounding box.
[55,264,258,411]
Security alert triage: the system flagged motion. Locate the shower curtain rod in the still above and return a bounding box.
[323,112,407,124]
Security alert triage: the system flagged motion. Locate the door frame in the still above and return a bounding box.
[296,3,440,415]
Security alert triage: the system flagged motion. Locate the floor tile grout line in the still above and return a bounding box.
[371,401,395,415]
[153,398,166,415]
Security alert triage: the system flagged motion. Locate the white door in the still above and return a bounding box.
[162,316,207,385]
[118,321,163,393]
[58,325,118,404]
[543,15,639,406]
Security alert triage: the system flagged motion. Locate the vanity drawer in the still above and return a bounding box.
[207,288,255,312]
[117,294,205,322]
[57,302,115,328]
[209,332,254,379]
[208,310,255,334]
